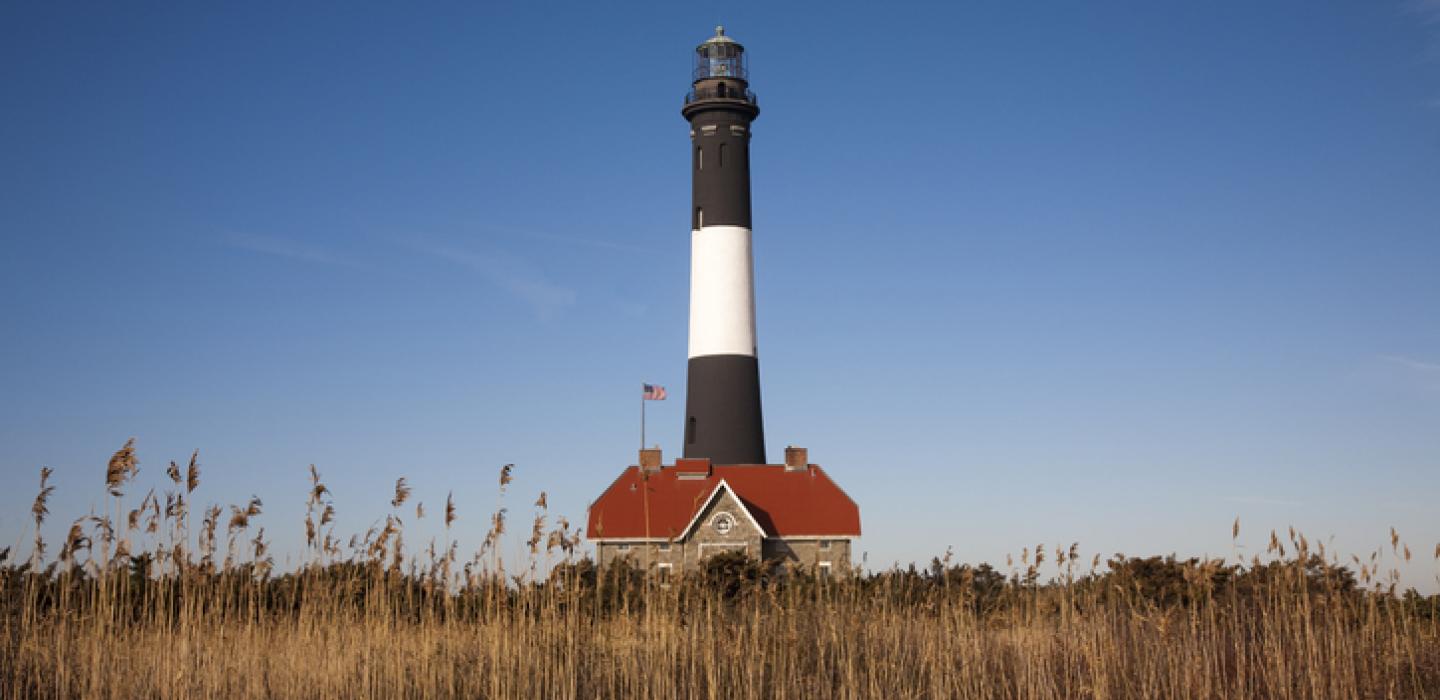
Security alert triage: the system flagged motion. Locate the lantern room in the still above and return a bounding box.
[693,26,748,82]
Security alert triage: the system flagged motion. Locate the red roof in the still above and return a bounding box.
[586,461,861,539]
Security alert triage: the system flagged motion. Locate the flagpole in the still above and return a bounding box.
[640,384,646,450]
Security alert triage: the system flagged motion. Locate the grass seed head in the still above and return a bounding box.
[228,506,248,533]
[229,497,262,534]
[32,467,55,527]
[309,465,329,504]
[528,514,545,554]
[91,515,114,545]
[60,519,89,561]
[106,438,139,497]
[186,450,200,493]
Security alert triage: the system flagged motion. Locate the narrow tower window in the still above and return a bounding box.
[686,416,697,445]
[696,146,703,171]
[695,207,703,228]
[718,142,726,168]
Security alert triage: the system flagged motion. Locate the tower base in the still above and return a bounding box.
[683,354,765,464]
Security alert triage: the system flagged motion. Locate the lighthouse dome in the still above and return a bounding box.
[701,26,738,46]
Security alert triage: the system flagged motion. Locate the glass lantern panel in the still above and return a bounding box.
[693,47,747,81]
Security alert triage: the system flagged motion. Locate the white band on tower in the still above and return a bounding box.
[688,225,757,359]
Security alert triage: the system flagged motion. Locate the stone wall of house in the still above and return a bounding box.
[762,538,852,574]
[596,541,683,569]
[598,536,853,575]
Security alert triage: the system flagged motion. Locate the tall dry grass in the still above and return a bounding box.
[3,440,1438,699]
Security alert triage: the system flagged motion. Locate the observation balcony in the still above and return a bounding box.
[684,86,758,107]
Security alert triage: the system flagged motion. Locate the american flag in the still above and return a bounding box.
[642,383,667,400]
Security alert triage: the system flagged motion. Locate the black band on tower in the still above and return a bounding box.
[688,109,754,229]
[684,354,765,465]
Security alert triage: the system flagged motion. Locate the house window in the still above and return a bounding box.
[617,544,629,552]
[819,539,831,550]
[818,562,832,580]
[658,542,671,552]
[656,563,673,583]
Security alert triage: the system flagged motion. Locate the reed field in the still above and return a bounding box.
[3,441,1438,699]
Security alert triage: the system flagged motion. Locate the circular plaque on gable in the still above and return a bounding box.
[711,512,736,535]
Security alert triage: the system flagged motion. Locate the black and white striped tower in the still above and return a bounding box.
[681,26,765,465]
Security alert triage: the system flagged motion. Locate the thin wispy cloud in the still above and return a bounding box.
[427,246,577,319]
[1409,0,1440,22]
[1381,354,1440,374]
[1379,354,1440,391]
[1370,352,1440,391]
[524,230,657,256]
[227,233,360,268]
[1406,0,1440,61]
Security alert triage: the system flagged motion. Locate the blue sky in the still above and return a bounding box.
[2,2,1438,589]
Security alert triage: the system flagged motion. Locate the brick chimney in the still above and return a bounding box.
[784,446,808,471]
[639,447,662,472]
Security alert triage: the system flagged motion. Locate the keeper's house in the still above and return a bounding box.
[586,447,861,577]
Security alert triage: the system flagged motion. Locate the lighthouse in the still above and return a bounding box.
[682,26,764,465]
[584,28,861,574]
